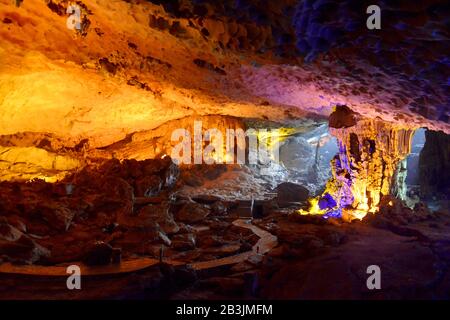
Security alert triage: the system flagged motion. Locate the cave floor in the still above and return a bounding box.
[256,213,450,300]
[1,209,449,300]
[0,157,448,300]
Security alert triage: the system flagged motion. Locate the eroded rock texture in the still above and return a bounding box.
[0,0,448,157]
[0,157,178,264]
[302,106,415,220]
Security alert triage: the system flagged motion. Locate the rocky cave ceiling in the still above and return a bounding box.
[0,0,448,152]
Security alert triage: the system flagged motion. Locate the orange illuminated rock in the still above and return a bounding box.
[0,0,447,156]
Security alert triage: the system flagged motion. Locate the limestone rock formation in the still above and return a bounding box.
[0,0,448,159]
[301,106,415,220]
[276,182,309,208]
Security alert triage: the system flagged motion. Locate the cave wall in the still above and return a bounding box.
[419,130,450,198]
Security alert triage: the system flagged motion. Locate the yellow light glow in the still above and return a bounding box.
[256,127,298,163]
[298,197,327,215]
[0,147,80,183]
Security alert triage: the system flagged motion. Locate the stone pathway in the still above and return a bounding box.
[189,219,278,270]
[0,219,277,276]
[0,258,186,277]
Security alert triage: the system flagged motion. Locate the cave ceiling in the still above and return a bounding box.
[0,0,448,150]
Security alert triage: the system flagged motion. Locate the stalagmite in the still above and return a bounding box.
[300,106,415,220]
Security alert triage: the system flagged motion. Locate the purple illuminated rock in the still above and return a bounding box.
[318,193,337,210]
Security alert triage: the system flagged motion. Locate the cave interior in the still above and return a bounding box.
[0,0,449,300]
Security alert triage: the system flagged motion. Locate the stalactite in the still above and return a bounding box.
[392,158,408,202]
[300,106,415,220]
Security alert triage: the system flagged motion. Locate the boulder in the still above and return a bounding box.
[175,203,210,224]
[208,219,230,230]
[329,105,357,128]
[0,217,22,241]
[39,233,93,264]
[134,175,162,197]
[7,215,27,233]
[0,218,50,264]
[276,182,309,207]
[137,204,179,234]
[171,233,196,250]
[36,204,75,232]
[197,234,223,248]
[210,201,228,216]
[139,157,179,189]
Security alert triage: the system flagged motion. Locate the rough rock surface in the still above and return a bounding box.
[276,182,309,207]
[0,0,448,161]
[257,204,450,300]
[0,158,179,263]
